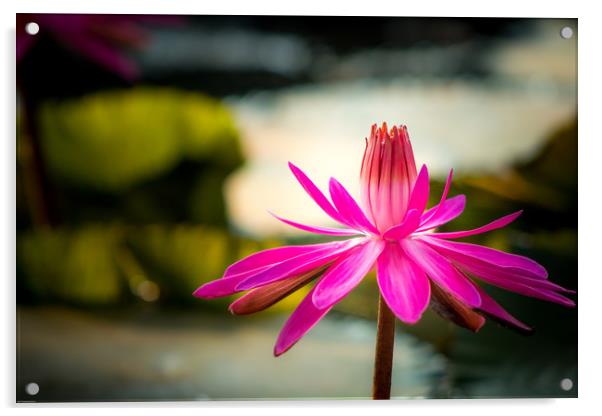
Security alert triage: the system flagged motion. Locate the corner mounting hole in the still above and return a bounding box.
[25,22,39,35]
[560,26,573,39]
[25,382,39,396]
[560,378,573,391]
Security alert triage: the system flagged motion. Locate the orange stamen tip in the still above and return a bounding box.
[368,123,412,146]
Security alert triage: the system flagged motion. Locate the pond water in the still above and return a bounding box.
[17,306,446,401]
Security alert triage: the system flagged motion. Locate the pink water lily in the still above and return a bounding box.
[194,123,575,356]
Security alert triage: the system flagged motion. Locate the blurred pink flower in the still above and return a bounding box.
[194,123,575,356]
[17,13,176,80]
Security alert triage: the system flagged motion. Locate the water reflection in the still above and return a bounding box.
[17,307,446,401]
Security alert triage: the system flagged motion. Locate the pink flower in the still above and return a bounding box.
[194,123,575,356]
[16,14,180,80]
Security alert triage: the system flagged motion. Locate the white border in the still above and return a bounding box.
[3,0,601,414]
[7,0,582,17]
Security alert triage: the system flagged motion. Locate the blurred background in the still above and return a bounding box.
[16,15,577,401]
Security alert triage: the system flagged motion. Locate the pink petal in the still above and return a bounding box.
[428,210,522,239]
[312,239,385,309]
[359,125,378,224]
[420,169,453,224]
[328,178,379,234]
[193,273,254,299]
[389,126,417,225]
[416,195,466,232]
[388,150,405,224]
[406,165,430,215]
[375,137,395,230]
[400,128,418,189]
[376,243,430,324]
[457,259,573,294]
[236,238,363,291]
[382,209,421,240]
[422,236,548,279]
[269,212,363,236]
[459,262,575,307]
[474,285,533,333]
[225,242,338,278]
[229,268,324,315]
[367,128,384,227]
[481,278,575,307]
[274,285,332,356]
[288,162,348,226]
[197,241,352,298]
[400,238,481,308]
[361,123,420,231]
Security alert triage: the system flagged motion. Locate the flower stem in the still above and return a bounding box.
[372,293,395,400]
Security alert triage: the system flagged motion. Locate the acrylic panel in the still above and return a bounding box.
[16,14,577,402]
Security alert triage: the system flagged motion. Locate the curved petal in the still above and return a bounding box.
[416,195,466,232]
[288,162,348,226]
[429,282,485,332]
[457,258,574,294]
[382,209,421,240]
[312,239,386,309]
[479,278,575,307]
[428,211,522,239]
[376,243,430,324]
[362,124,418,227]
[274,286,333,356]
[460,261,575,307]
[474,285,533,333]
[229,268,325,315]
[360,125,378,223]
[421,168,453,224]
[236,238,364,291]
[367,127,384,226]
[400,238,481,308]
[195,241,346,299]
[193,273,255,299]
[225,241,338,278]
[407,165,430,215]
[270,212,362,236]
[421,236,548,279]
[390,126,418,225]
[376,136,394,229]
[328,178,379,234]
